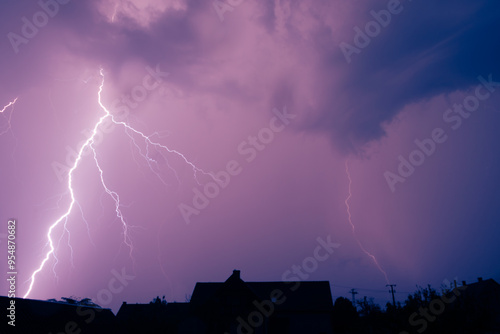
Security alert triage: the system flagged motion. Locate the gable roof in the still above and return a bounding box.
[459,278,500,308]
[190,282,224,306]
[463,278,500,294]
[190,275,333,313]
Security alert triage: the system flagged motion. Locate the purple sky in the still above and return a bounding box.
[1,0,500,312]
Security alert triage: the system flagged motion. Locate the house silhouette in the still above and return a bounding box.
[3,273,498,333]
[445,278,500,333]
[117,270,334,333]
[0,295,116,333]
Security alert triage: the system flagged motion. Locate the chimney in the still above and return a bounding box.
[478,277,483,282]
[462,280,467,286]
[454,280,457,289]
[232,270,240,279]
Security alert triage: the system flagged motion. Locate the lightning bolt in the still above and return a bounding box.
[0,98,18,113]
[24,68,214,298]
[344,159,390,284]
[0,97,18,136]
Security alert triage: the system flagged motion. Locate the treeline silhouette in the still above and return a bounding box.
[333,278,500,334]
[1,276,499,333]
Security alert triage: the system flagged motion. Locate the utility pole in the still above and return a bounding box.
[349,288,358,305]
[386,284,396,307]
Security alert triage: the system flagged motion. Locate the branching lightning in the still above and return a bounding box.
[344,160,390,284]
[90,140,135,262]
[24,68,214,298]
[23,104,111,298]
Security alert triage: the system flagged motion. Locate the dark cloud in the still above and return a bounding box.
[305,0,500,153]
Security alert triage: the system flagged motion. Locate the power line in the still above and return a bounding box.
[331,284,412,294]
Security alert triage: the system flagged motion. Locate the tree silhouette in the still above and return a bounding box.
[150,295,167,305]
[332,297,359,333]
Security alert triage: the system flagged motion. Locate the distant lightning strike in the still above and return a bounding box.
[344,160,390,284]
[0,97,18,136]
[24,68,213,298]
